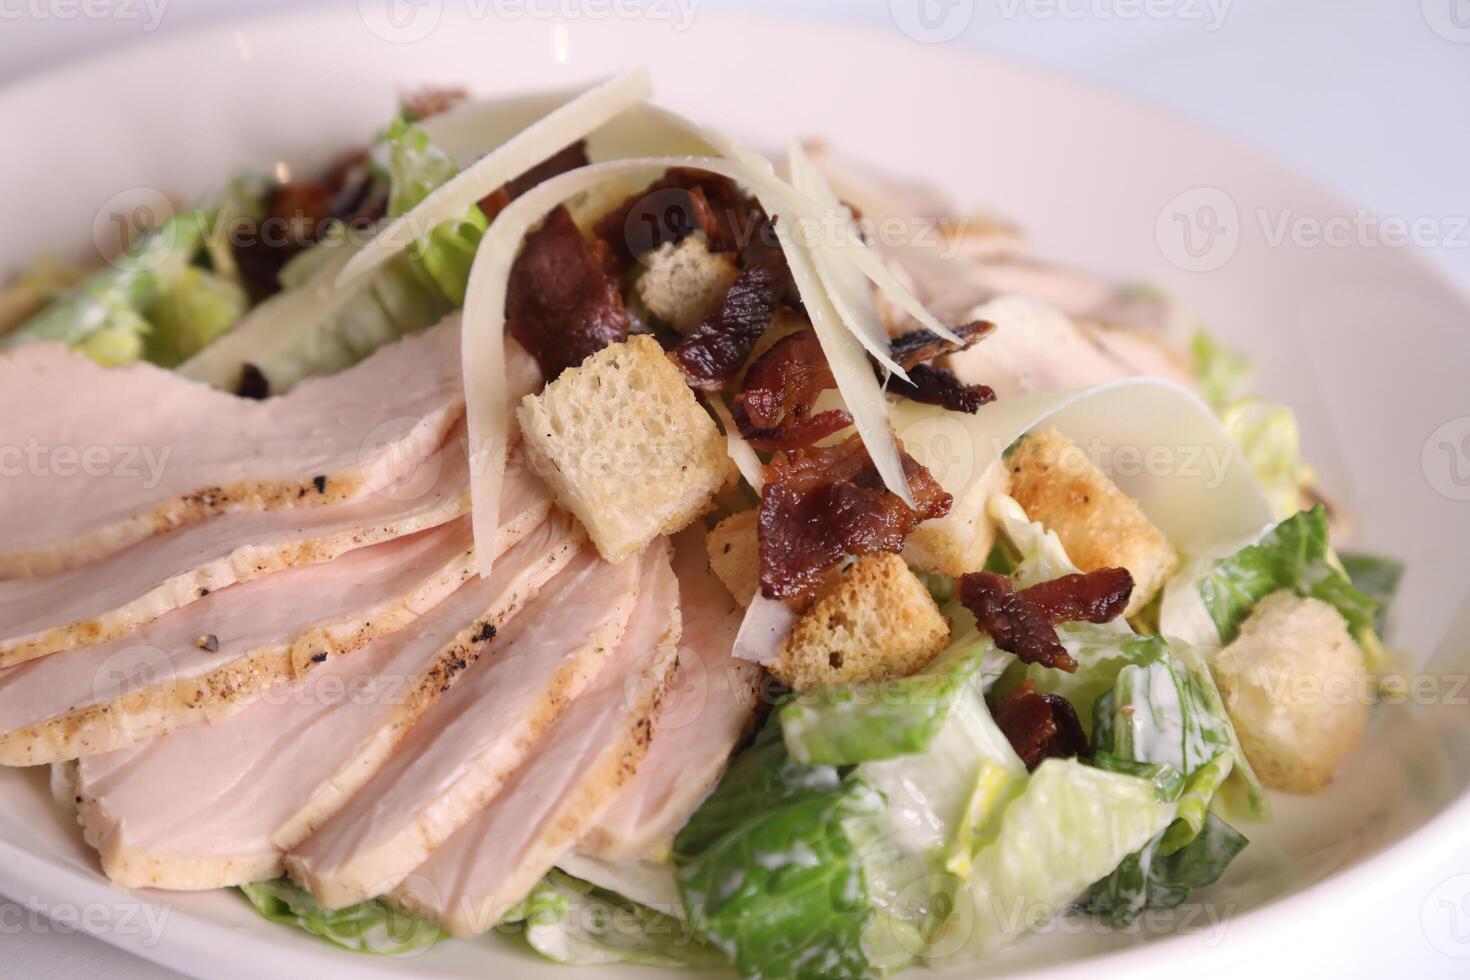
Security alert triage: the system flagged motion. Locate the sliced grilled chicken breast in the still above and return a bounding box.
[388,539,682,937]
[72,514,580,891]
[0,488,555,766]
[287,542,645,909]
[577,527,761,861]
[0,320,464,578]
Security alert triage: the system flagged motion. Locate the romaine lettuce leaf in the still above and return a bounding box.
[1075,812,1248,927]
[239,878,442,956]
[143,266,248,367]
[1191,328,1251,410]
[1197,506,1377,643]
[1218,397,1315,520]
[926,759,1175,962]
[1339,551,1404,634]
[674,721,881,979]
[515,870,725,968]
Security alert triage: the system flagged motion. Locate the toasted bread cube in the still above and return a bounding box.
[905,457,1011,577]
[635,235,739,332]
[1007,428,1178,614]
[518,335,732,563]
[1210,591,1368,794]
[774,554,950,691]
[708,510,760,607]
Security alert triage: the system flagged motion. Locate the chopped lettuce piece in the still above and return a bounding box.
[1076,812,1248,927]
[381,117,488,306]
[0,255,87,335]
[988,494,1083,587]
[200,169,270,284]
[926,759,1175,962]
[3,212,205,364]
[143,266,248,367]
[515,870,725,968]
[1339,551,1404,634]
[239,878,442,956]
[674,721,881,979]
[1198,506,1377,643]
[1219,397,1315,520]
[1190,328,1251,410]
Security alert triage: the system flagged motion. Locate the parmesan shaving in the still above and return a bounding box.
[731,594,797,666]
[706,394,764,493]
[787,141,907,378]
[339,69,654,289]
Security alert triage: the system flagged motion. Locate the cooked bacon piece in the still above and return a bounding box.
[233,182,335,297]
[730,329,852,452]
[478,141,591,222]
[1020,568,1135,625]
[401,86,468,121]
[885,320,996,414]
[506,204,629,380]
[889,320,995,369]
[891,363,996,414]
[960,571,1077,671]
[758,434,951,599]
[992,680,1087,770]
[594,167,761,263]
[958,568,1135,672]
[671,254,791,390]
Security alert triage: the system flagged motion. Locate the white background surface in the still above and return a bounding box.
[1,2,1467,977]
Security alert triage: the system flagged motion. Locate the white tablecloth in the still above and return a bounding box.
[3,1,1467,977]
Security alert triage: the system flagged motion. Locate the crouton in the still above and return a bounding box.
[707,510,760,606]
[774,553,949,691]
[1210,591,1368,794]
[635,235,739,332]
[518,335,732,563]
[905,457,1011,577]
[1007,428,1178,614]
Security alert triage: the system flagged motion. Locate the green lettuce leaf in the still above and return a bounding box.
[239,878,442,956]
[1198,506,1377,643]
[1191,328,1252,410]
[1218,397,1315,520]
[674,721,881,980]
[926,759,1176,962]
[143,266,248,367]
[1339,551,1404,634]
[514,870,726,968]
[381,118,488,306]
[1075,812,1248,927]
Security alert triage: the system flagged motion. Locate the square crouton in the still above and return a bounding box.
[635,235,739,332]
[1211,591,1368,794]
[707,510,760,607]
[905,457,1011,577]
[774,553,950,691]
[1007,428,1178,615]
[518,335,732,563]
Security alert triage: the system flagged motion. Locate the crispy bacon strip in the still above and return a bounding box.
[758,434,952,599]
[594,167,764,263]
[506,204,629,380]
[958,568,1134,672]
[670,253,791,390]
[479,141,591,223]
[992,680,1088,770]
[730,329,852,452]
[885,320,996,414]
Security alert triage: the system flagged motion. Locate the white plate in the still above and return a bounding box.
[3,7,1469,978]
